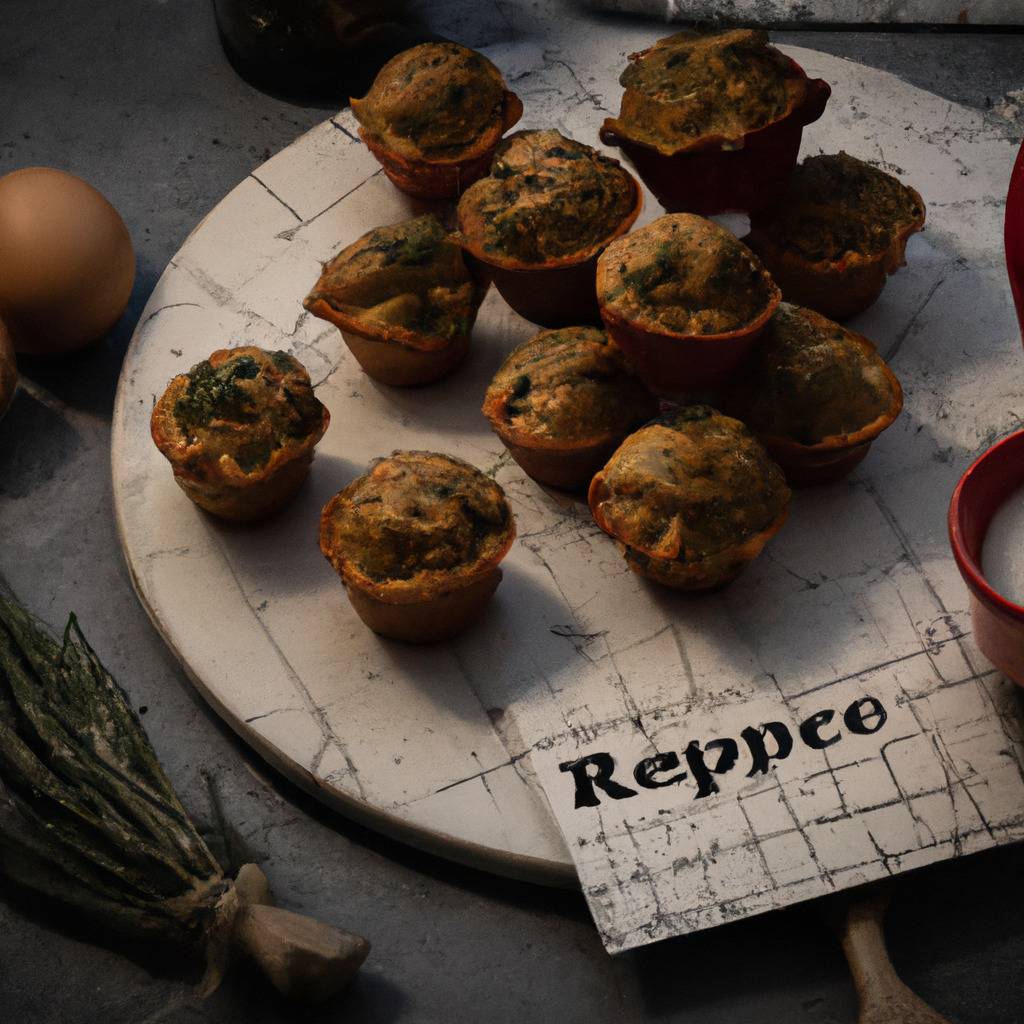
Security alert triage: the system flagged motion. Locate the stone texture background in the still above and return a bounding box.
[592,0,1024,26]
[1,1,1024,1021]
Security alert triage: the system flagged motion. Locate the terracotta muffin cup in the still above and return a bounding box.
[304,298,476,388]
[599,57,830,216]
[460,174,643,328]
[360,91,524,201]
[491,433,626,492]
[597,279,782,397]
[948,428,1024,686]
[341,328,470,387]
[746,185,927,321]
[169,453,318,522]
[746,329,904,486]
[588,472,789,591]
[342,568,504,644]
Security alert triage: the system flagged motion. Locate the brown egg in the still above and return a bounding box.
[0,313,16,418]
[0,167,135,354]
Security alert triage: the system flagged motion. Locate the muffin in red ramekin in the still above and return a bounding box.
[482,326,658,491]
[746,152,926,320]
[720,303,903,484]
[351,42,523,200]
[457,130,642,328]
[598,29,830,215]
[596,213,780,395]
[588,406,791,590]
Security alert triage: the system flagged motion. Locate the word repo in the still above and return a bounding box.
[559,696,887,809]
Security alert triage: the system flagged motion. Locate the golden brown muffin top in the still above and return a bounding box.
[152,346,328,476]
[320,451,515,591]
[303,215,483,349]
[753,152,926,262]
[723,304,901,446]
[592,406,789,562]
[351,43,508,161]
[602,29,805,155]
[457,130,637,266]
[482,327,657,445]
[597,214,778,336]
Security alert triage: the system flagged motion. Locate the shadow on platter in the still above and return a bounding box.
[373,560,592,723]
[205,451,362,598]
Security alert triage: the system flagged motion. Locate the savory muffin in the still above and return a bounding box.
[588,406,790,589]
[599,29,830,214]
[456,130,641,326]
[482,327,658,490]
[151,346,330,521]
[304,214,486,387]
[747,152,926,319]
[319,451,516,642]
[351,42,523,199]
[596,213,780,392]
[603,29,812,155]
[721,303,903,483]
[458,130,638,266]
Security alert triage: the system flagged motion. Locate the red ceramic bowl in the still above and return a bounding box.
[598,57,830,217]
[948,429,1024,686]
[1006,137,1024,342]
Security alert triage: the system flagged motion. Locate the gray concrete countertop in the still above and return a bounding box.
[1,2,1022,1021]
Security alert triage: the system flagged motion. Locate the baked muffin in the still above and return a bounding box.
[588,406,790,590]
[596,213,780,393]
[746,152,926,319]
[721,303,903,484]
[351,42,523,199]
[599,29,830,215]
[482,326,658,490]
[319,451,516,642]
[151,346,330,521]
[456,130,642,326]
[304,214,486,387]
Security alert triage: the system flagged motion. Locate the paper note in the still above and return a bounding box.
[530,648,1024,952]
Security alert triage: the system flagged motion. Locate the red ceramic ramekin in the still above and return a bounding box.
[598,57,830,217]
[948,429,1024,686]
[598,297,779,395]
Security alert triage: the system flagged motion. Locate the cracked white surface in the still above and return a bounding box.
[112,36,1024,947]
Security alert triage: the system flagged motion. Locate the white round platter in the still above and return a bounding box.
[112,37,1020,887]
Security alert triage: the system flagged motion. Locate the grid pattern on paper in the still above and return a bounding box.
[544,652,1024,951]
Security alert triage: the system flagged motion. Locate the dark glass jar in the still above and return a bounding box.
[213,0,435,102]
